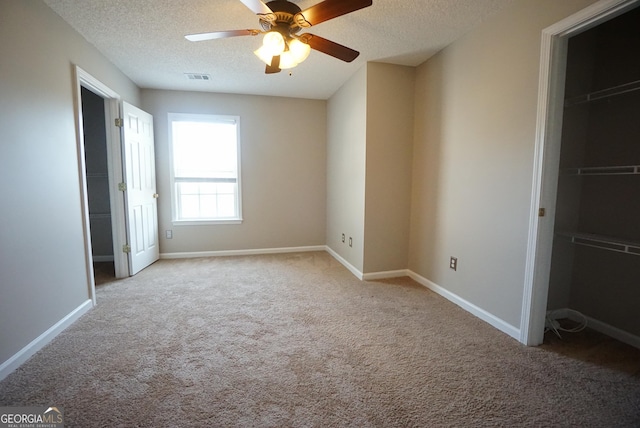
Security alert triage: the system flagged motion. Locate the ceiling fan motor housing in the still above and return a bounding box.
[260,1,304,35]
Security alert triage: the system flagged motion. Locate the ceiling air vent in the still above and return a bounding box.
[184,73,211,81]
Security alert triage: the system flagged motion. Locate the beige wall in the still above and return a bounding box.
[326,67,368,271]
[363,63,415,273]
[409,0,598,328]
[0,0,140,366]
[326,63,414,274]
[141,89,327,254]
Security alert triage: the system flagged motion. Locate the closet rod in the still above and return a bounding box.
[558,232,640,256]
[565,165,640,176]
[565,79,640,107]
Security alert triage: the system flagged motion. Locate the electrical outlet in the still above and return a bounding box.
[449,256,457,271]
[165,230,173,239]
[342,233,345,243]
[349,237,353,247]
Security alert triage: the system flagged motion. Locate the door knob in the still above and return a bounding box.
[153,193,159,199]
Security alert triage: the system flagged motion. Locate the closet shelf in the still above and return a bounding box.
[557,232,640,256]
[89,213,111,219]
[565,79,640,107]
[564,165,640,176]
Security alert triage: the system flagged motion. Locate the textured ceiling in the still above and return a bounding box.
[43,0,515,99]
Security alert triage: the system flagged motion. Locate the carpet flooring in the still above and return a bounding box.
[1,252,639,427]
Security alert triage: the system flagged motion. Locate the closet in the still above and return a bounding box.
[546,6,640,345]
[82,87,115,266]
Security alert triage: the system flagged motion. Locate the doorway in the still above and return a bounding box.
[545,5,640,348]
[522,0,640,347]
[74,66,130,305]
[74,66,160,303]
[81,87,117,286]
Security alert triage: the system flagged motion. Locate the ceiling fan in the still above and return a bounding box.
[185,0,373,74]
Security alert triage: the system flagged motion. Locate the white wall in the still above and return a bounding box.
[409,0,598,329]
[0,0,140,368]
[141,89,327,254]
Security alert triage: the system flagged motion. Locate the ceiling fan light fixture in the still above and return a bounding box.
[254,45,274,65]
[186,0,372,74]
[288,39,311,63]
[278,51,299,69]
[262,31,285,56]
[255,35,311,69]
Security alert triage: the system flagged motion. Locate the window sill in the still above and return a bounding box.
[172,219,243,226]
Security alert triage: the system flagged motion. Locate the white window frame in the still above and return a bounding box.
[168,112,242,225]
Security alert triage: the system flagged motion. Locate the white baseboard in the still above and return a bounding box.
[548,308,640,350]
[323,250,520,342]
[546,308,570,320]
[0,300,93,381]
[0,252,531,382]
[160,245,327,259]
[362,269,410,281]
[586,316,640,350]
[324,249,412,281]
[325,247,364,280]
[407,271,521,341]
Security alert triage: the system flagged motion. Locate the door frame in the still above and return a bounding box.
[73,66,129,304]
[521,0,639,346]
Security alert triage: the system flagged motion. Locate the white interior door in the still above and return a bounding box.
[122,102,159,275]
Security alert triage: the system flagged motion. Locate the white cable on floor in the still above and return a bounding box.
[545,309,588,339]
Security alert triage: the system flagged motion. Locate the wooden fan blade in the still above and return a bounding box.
[299,34,359,62]
[185,29,260,42]
[294,0,372,28]
[265,55,281,74]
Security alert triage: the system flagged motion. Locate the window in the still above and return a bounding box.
[168,113,242,224]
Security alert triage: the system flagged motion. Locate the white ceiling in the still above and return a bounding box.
[44,0,515,99]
